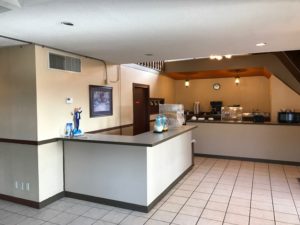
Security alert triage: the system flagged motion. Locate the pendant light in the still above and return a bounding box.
[235,76,240,86]
[185,80,190,88]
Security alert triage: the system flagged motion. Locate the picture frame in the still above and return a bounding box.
[89,85,113,117]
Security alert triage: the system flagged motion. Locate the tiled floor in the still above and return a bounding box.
[1,157,300,225]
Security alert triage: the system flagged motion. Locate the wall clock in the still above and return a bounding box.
[213,83,221,90]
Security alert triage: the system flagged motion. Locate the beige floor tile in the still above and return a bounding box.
[179,205,203,217]
[151,210,176,223]
[275,212,300,224]
[201,209,225,222]
[227,204,250,216]
[251,200,273,211]
[172,214,198,225]
[145,219,170,225]
[224,213,249,225]
[210,194,230,204]
[167,196,188,205]
[120,215,148,225]
[230,197,250,208]
[160,202,183,213]
[206,201,228,212]
[173,190,193,198]
[250,208,274,221]
[190,192,210,201]
[186,198,207,208]
[274,203,297,214]
[249,217,275,225]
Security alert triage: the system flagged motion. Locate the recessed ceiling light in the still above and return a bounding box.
[256,42,267,47]
[61,21,74,26]
[144,53,153,56]
[225,54,232,59]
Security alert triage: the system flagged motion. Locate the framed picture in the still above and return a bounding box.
[89,85,113,117]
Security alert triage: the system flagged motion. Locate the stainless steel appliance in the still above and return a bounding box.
[221,106,243,122]
[193,102,200,115]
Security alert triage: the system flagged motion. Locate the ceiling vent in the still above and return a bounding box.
[49,53,81,72]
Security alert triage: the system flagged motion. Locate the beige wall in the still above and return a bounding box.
[35,47,176,140]
[270,75,300,122]
[0,143,39,201]
[120,65,175,125]
[175,76,270,113]
[35,46,120,140]
[0,45,37,140]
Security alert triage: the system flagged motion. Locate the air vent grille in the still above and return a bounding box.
[49,53,81,72]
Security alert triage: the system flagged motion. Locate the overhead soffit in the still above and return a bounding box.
[165,67,272,80]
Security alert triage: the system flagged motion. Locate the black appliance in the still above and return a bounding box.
[295,113,300,123]
[278,112,300,123]
[253,114,265,123]
[210,101,222,115]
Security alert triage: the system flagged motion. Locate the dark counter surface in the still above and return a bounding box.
[62,125,197,147]
[187,120,300,126]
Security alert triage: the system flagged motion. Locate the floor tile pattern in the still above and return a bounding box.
[1,157,300,225]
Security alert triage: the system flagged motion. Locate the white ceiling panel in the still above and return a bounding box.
[0,0,300,63]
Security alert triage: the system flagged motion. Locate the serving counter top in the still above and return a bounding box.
[187,120,300,126]
[62,125,197,147]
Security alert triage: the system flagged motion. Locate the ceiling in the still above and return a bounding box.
[165,67,272,80]
[1,0,300,63]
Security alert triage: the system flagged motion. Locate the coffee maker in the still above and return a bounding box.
[210,101,223,115]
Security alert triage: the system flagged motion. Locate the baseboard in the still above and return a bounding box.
[65,164,193,213]
[65,191,148,212]
[1,165,193,212]
[0,192,65,209]
[39,192,65,208]
[194,153,300,166]
[146,164,193,211]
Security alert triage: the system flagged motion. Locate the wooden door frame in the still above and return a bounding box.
[132,83,150,135]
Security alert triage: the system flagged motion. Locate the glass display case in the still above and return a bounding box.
[221,106,243,122]
[159,104,185,128]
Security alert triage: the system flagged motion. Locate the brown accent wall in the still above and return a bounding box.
[175,76,270,113]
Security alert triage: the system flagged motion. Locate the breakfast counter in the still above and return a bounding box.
[62,125,196,146]
[63,125,196,212]
[187,121,300,163]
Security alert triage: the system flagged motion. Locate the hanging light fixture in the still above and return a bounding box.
[235,76,240,86]
[185,79,190,88]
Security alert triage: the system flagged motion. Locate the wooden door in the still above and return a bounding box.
[133,83,150,135]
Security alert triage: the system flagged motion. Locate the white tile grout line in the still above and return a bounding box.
[246,161,255,225]
[282,164,300,223]
[156,157,218,225]
[170,158,221,224]
[117,157,211,225]
[222,161,253,224]
[268,163,278,225]
[191,158,231,225]
[220,160,243,225]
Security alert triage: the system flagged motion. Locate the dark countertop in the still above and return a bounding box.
[62,125,197,147]
[187,120,300,126]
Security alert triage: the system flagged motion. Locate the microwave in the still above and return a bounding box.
[278,112,300,123]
